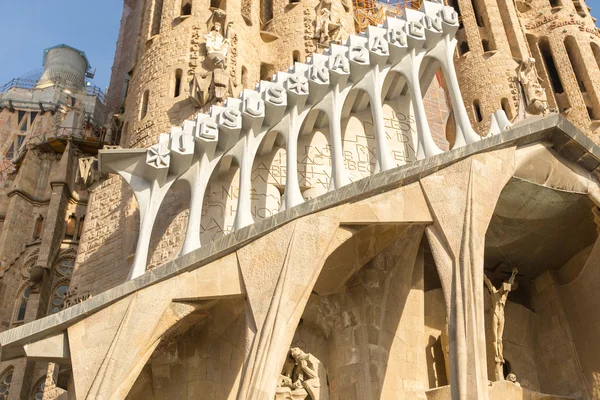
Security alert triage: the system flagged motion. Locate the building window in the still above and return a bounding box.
[174,69,183,97]
[292,50,301,64]
[33,215,44,240]
[15,286,31,322]
[501,98,514,120]
[241,66,249,88]
[473,100,483,122]
[261,0,273,26]
[57,258,75,277]
[538,37,564,94]
[0,368,13,400]
[591,43,600,72]
[549,0,561,7]
[573,0,586,16]
[260,62,275,82]
[151,0,165,36]
[470,0,484,27]
[210,0,226,9]
[31,377,45,400]
[564,36,587,93]
[181,0,192,16]
[65,214,77,239]
[140,90,150,120]
[49,283,70,315]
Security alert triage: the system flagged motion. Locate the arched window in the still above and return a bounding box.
[31,377,45,400]
[0,367,13,400]
[591,43,600,72]
[140,90,150,120]
[473,100,483,122]
[261,0,273,26]
[174,69,183,97]
[65,214,76,238]
[241,66,249,88]
[470,0,484,27]
[458,40,470,56]
[501,98,514,120]
[538,37,563,93]
[292,50,301,64]
[15,286,31,322]
[49,283,70,315]
[151,0,165,36]
[564,36,587,93]
[33,215,44,240]
[181,0,192,16]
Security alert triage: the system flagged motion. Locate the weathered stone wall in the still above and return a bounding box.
[559,239,600,398]
[453,0,600,143]
[531,270,588,398]
[126,298,246,399]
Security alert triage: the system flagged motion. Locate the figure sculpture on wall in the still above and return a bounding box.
[518,58,549,115]
[484,267,518,381]
[315,8,342,46]
[205,22,229,69]
[275,347,328,400]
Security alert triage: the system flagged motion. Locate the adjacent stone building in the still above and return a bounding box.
[448,0,600,142]
[0,0,600,399]
[0,45,107,398]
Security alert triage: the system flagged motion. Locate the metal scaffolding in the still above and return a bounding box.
[354,0,423,33]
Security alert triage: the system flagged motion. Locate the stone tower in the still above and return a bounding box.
[107,0,355,150]
[449,0,600,143]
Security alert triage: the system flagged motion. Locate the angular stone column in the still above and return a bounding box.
[66,255,243,399]
[421,147,516,400]
[236,214,340,400]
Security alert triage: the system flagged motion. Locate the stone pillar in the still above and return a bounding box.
[421,147,516,399]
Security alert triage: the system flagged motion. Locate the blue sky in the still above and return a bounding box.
[0,0,123,91]
[1,0,600,92]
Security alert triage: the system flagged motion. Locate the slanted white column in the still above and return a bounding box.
[180,115,219,255]
[405,20,443,159]
[434,5,481,147]
[234,92,266,230]
[279,73,309,209]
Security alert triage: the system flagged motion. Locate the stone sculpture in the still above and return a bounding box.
[315,8,342,45]
[275,347,328,400]
[507,373,520,387]
[484,267,518,381]
[518,58,549,115]
[205,22,229,69]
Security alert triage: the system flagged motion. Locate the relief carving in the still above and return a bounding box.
[484,267,518,381]
[275,347,328,400]
[517,58,549,116]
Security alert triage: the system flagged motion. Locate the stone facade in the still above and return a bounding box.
[1,0,600,399]
[450,0,600,143]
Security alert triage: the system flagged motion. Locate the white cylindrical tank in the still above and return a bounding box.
[36,45,89,90]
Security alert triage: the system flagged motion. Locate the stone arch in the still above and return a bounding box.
[297,109,333,199]
[250,129,286,217]
[148,179,191,267]
[340,87,378,178]
[200,155,240,245]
